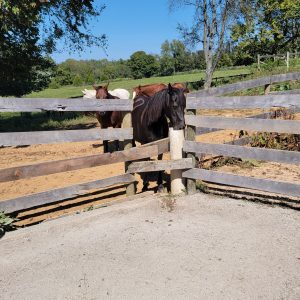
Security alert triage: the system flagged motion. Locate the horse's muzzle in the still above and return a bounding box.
[173,122,185,130]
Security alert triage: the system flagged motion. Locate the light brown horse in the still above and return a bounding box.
[93,84,123,153]
[132,83,189,98]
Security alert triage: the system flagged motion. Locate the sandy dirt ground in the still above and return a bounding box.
[1,193,299,300]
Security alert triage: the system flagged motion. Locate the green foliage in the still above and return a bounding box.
[128,51,159,79]
[86,73,95,85]
[231,0,300,58]
[217,52,234,68]
[73,74,83,86]
[0,0,106,96]
[49,67,73,88]
[0,211,17,235]
[159,55,175,76]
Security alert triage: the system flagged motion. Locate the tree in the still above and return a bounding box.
[169,0,254,89]
[73,74,83,86]
[170,40,191,72]
[0,1,106,96]
[49,66,73,88]
[231,0,300,58]
[160,40,175,75]
[128,51,159,79]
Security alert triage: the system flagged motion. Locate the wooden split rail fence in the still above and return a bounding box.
[0,98,167,213]
[0,71,300,213]
[184,72,300,197]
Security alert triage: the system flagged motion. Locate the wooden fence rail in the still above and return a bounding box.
[183,169,300,198]
[0,174,136,213]
[187,94,300,109]
[0,98,132,112]
[184,141,300,165]
[0,128,133,146]
[186,115,300,135]
[0,145,158,183]
[189,72,300,97]
[127,158,193,173]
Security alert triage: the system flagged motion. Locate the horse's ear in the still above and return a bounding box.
[168,83,173,94]
[93,85,99,90]
[105,83,109,90]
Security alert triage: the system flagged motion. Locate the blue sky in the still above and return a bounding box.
[51,0,195,63]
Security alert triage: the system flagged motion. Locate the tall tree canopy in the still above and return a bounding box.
[169,0,254,89]
[0,0,106,96]
[128,51,159,79]
[232,0,300,60]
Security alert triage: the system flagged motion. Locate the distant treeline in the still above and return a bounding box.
[49,40,251,88]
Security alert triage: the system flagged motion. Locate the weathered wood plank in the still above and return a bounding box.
[196,111,277,135]
[187,94,300,109]
[186,115,300,134]
[195,108,300,135]
[184,141,300,165]
[0,145,158,183]
[270,89,300,95]
[0,128,133,146]
[0,98,132,112]
[0,174,136,213]
[140,137,170,155]
[182,168,300,198]
[127,158,193,173]
[188,72,300,97]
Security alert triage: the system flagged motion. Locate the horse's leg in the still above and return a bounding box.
[157,153,164,192]
[114,139,120,152]
[103,140,108,153]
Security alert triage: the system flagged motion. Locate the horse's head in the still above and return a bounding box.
[93,84,109,116]
[166,83,186,130]
[93,83,109,99]
[172,82,190,94]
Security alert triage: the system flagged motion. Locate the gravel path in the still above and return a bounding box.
[1,193,299,300]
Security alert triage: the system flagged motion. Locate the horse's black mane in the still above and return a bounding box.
[144,88,170,125]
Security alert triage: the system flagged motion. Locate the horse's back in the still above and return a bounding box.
[132,95,168,144]
[109,89,130,99]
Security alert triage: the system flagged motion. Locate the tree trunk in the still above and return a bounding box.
[204,53,213,90]
[204,75,213,89]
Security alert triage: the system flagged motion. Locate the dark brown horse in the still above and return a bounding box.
[132,84,186,191]
[133,82,189,98]
[93,84,123,153]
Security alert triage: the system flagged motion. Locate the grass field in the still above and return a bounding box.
[28,67,251,98]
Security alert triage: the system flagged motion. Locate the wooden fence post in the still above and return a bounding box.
[185,109,197,194]
[122,112,136,196]
[257,54,261,71]
[287,51,290,71]
[169,128,185,194]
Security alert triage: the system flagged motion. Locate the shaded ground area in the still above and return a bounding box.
[1,193,299,300]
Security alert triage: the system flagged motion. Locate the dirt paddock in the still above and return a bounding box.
[1,193,299,299]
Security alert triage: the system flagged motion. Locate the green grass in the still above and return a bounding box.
[0,112,97,132]
[28,67,251,98]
